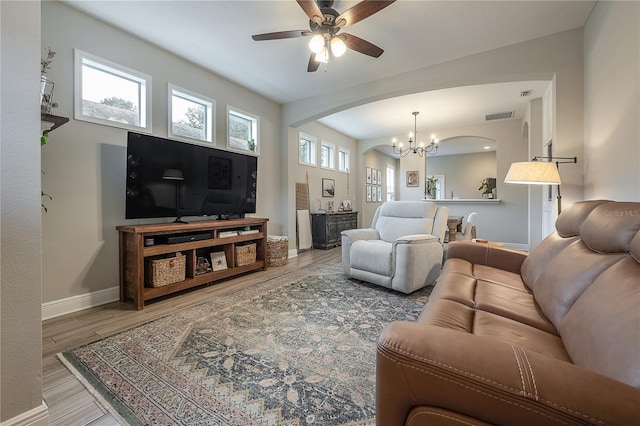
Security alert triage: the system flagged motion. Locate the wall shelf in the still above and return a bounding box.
[41,113,69,135]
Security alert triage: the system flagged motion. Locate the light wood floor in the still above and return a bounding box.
[42,248,341,426]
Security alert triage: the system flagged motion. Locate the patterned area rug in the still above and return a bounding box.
[60,264,431,425]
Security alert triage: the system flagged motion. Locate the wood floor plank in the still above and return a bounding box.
[42,248,341,425]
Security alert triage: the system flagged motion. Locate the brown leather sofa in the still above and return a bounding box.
[377,200,640,425]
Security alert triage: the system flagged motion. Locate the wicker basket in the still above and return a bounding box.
[235,243,256,267]
[145,253,185,287]
[267,238,288,267]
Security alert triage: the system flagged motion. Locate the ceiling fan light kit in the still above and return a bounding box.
[251,0,396,72]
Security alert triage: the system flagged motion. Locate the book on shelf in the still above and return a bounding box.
[237,229,259,235]
[218,230,239,238]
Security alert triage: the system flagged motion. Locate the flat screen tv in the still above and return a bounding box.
[126,132,257,221]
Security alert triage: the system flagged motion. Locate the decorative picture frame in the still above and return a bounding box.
[342,199,352,211]
[366,167,372,184]
[372,169,378,185]
[377,187,382,202]
[406,170,419,187]
[377,169,382,186]
[366,185,372,202]
[327,200,334,212]
[196,256,213,275]
[210,251,228,271]
[322,178,335,197]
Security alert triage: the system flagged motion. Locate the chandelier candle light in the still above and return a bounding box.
[392,112,439,157]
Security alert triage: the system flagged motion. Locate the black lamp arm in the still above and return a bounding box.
[532,156,577,164]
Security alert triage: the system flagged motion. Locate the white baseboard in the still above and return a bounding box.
[42,286,120,320]
[288,249,298,259]
[1,401,48,426]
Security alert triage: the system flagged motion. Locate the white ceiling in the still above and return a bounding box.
[63,0,595,148]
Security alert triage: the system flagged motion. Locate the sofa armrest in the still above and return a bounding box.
[394,234,440,244]
[341,228,380,275]
[446,240,527,274]
[377,322,640,426]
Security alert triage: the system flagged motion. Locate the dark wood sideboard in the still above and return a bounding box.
[311,211,359,249]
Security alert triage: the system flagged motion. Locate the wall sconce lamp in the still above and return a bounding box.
[504,156,577,213]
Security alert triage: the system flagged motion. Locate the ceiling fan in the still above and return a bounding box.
[251,0,396,72]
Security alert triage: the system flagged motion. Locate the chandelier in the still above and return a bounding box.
[392,112,439,157]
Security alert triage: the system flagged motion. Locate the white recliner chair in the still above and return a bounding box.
[341,201,449,294]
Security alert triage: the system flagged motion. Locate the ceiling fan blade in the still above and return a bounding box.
[336,1,396,28]
[341,33,384,58]
[252,30,311,41]
[307,53,320,72]
[297,0,323,25]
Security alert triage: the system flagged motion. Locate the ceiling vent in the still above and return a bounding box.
[520,90,532,97]
[485,111,513,121]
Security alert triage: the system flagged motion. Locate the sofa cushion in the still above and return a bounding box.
[533,240,626,328]
[560,252,640,388]
[473,311,571,362]
[554,199,610,237]
[350,240,393,276]
[581,202,640,253]
[375,201,437,242]
[520,232,578,290]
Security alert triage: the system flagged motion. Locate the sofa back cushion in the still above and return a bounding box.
[533,202,640,329]
[559,237,640,388]
[374,201,439,242]
[521,200,609,290]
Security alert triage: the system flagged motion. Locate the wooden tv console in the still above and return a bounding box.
[117,217,268,310]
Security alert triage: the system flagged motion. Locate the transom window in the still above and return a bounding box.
[299,132,317,166]
[320,141,335,169]
[227,106,259,154]
[168,84,215,143]
[74,49,151,131]
[338,148,350,173]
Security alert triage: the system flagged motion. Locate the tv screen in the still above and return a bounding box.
[125,132,257,221]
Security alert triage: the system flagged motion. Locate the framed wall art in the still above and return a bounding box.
[322,178,335,197]
[406,170,419,187]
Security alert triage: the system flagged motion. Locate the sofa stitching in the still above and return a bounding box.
[510,345,527,395]
[377,342,609,425]
[522,349,539,401]
[377,348,573,426]
[407,410,478,426]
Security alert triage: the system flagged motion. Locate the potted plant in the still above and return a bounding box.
[479,178,494,198]
[425,176,438,199]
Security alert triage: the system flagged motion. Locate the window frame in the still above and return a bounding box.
[168,84,216,144]
[386,166,395,201]
[338,147,350,173]
[74,49,152,132]
[298,132,317,166]
[227,105,260,155]
[320,140,336,170]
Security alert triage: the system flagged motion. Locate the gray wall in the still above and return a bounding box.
[583,1,640,201]
[40,1,282,306]
[0,1,47,423]
[427,152,497,199]
[284,28,588,250]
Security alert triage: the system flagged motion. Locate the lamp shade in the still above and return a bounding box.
[504,161,561,185]
[162,168,184,180]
